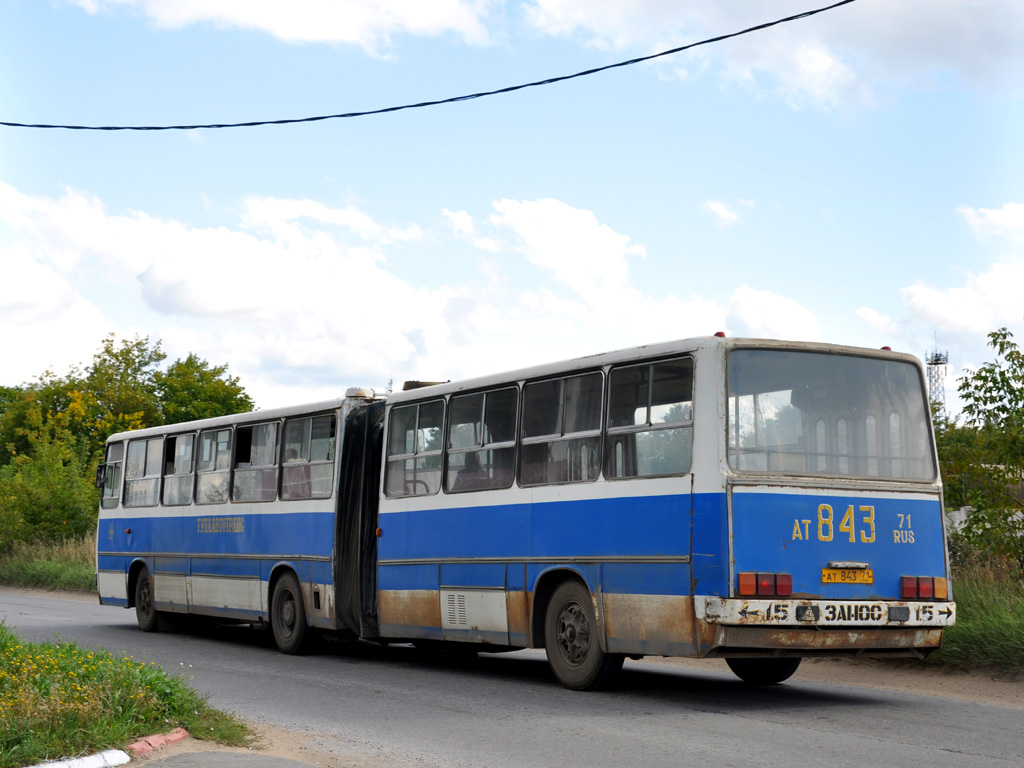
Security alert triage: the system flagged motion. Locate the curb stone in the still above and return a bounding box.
[125,728,190,758]
[36,729,189,768]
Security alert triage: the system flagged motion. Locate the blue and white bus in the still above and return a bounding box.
[96,335,955,689]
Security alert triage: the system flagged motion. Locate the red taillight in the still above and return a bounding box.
[901,576,918,599]
[739,572,791,597]
[918,577,934,599]
[902,576,942,599]
[775,573,793,596]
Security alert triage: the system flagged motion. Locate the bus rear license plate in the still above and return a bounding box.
[821,568,873,584]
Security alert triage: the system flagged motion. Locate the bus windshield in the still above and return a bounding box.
[727,349,935,481]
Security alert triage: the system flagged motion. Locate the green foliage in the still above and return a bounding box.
[0,406,98,551]
[0,334,254,548]
[0,625,251,768]
[0,534,97,592]
[936,328,1024,570]
[156,353,254,425]
[930,546,1024,674]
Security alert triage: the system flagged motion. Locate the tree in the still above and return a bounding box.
[0,334,256,546]
[938,328,1024,569]
[85,333,166,430]
[155,353,254,425]
[0,404,97,549]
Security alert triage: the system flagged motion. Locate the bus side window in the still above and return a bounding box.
[520,372,602,486]
[232,423,279,502]
[196,428,231,505]
[384,401,444,497]
[124,437,162,507]
[446,387,517,493]
[605,357,693,479]
[282,415,336,500]
[162,434,195,506]
[100,442,124,509]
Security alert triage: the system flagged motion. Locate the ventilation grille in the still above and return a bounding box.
[446,593,468,626]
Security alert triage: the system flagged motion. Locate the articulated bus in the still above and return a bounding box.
[96,335,955,689]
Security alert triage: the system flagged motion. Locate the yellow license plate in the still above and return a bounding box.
[821,568,874,584]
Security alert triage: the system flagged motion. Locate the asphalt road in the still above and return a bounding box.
[2,590,1021,768]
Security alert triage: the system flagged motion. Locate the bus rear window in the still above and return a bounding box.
[727,349,935,481]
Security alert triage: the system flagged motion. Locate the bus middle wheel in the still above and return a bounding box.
[271,572,310,654]
[544,580,624,690]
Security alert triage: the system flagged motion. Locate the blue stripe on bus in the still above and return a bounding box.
[379,493,693,561]
[97,510,336,560]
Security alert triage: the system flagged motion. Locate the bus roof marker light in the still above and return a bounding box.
[714,331,726,338]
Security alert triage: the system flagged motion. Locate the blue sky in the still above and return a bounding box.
[2,0,1022,410]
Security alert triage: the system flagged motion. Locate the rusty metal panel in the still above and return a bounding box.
[603,593,698,657]
[506,590,529,645]
[710,625,944,653]
[378,589,441,639]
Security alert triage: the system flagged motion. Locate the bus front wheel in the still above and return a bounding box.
[271,572,309,654]
[134,567,159,632]
[544,580,624,690]
[726,657,801,685]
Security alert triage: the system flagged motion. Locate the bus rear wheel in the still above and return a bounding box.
[271,572,310,654]
[544,580,624,690]
[134,566,159,632]
[726,657,801,685]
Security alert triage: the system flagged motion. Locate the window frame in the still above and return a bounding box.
[281,413,337,500]
[161,432,196,507]
[518,370,604,487]
[604,355,695,481]
[123,436,164,508]
[384,399,446,498]
[444,386,518,494]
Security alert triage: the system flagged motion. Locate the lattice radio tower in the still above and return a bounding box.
[925,344,948,417]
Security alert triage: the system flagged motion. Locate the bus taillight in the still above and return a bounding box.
[901,576,948,600]
[738,572,792,597]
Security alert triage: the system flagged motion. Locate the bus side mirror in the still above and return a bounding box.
[95,465,106,489]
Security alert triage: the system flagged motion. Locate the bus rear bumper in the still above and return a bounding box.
[699,596,956,628]
[695,596,953,657]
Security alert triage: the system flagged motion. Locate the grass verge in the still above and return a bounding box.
[930,556,1024,674]
[0,624,251,768]
[0,533,96,593]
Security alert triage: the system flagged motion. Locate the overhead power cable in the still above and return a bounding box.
[1,0,857,131]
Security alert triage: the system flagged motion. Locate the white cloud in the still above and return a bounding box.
[489,198,646,306]
[442,208,500,252]
[522,0,1024,108]
[901,261,1024,336]
[856,307,899,336]
[726,284,821,341]
[701,200,739,228]
[958,202,1024,244]
[68,0,497,53]
[0,181,825,406]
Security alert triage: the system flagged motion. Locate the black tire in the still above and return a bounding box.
[134,566,159,632]
[544,580,624,690]
[271,572,310,654]
[726,657,802,685]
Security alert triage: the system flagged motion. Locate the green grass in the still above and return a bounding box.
[930,555,1024,674]
[0,534,96,592]
[0,624,251,768]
